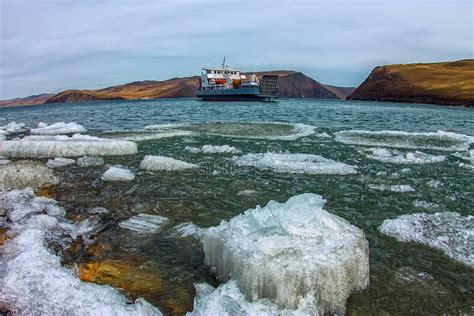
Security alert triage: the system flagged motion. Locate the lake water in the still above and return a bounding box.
[1,99,473,315]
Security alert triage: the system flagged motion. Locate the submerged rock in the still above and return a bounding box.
[0,160,59,190]
[0,134,137,158]
[0,189,163,315]
[101,166,135,182]
[232,153,358,175]
[380,212,473,267]
[202,193,370,314]
[140,155,198,171]
[47,157,76,168]
[30,122,87,135]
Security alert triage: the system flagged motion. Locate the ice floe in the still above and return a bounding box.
[0,134,137,158]
[380,212,473,268]
[101,166,135,181]
[201,193,369,313]
[47,157,76,168]
[121,130,193,141]
[0,160,59,190]
[30,122,87,135]
[140,155,198,171]
[119,213,169,234]
[361,148,446,164]
[77,156,105,167]
[187,280,317,316]
[368,184,415,192]
[185,144,241,154]
[144,123,189,130]
[413,200,439,210]
[335,130,474,152]
[0,189,162,315]
[427,180,442,189]
[232,153,358,175]
[1,122,26,134]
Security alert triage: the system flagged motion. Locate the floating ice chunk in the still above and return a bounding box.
[316,132,331,138]
[140,155,198,171]
[77,156,105,167]
[122,130,193,141]
[202,193,369,313]
[172,222,203,238]
[0,134,137,158]
[47,157,76,168]
[144,123,189,130]
[119,213,169,234]
[413,200,439,210]
[101,166,135,181]
[0,160,59,190]
[368,184,415,192]
[0,130,8,140]
[37,122,48,128]
[30,122,87,135]
[232,153,357,175]
[2,122,26,134]
[237,189,258,196]
[361,148,446,164]
[187,280,318,316]
[380,212,473,267]
[0,189,162,315]
[0,157,10,165]
[335,130,474,152]
[272,123,317,140]
[185,144,241,154]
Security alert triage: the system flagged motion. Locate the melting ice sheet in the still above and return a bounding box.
[202,193,370,314]
[119,213,169,234]
[0,189,162,315]
[360,148,446,164]
[30,122,87,135]
[380,212,474,268]
[0,134,137,158]
[232,153,357,175]
[335,130,474,152]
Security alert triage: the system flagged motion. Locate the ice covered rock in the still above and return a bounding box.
[47,157,76,168]
[0,134,137,158]
[77,156,105,167]
[361,148,446,164]
[0,160,59,190]
[187,280,318,316]
[101,166,135,181]
[140,155,198,171]
[232,153,357,175]
[2,122,26,134]
[368,184,415,192]
[380,212,473,267]
[185,144,241,154]
[0,189,162,315]
[30,122,87,135]
[202,193,370,313]
[335,130,474,152]
[119,213,169,234]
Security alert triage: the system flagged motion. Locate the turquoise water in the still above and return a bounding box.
[1,99,473,315]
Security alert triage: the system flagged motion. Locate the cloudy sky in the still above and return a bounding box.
[0,0,472,99]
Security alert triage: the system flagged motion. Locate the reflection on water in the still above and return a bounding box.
[1,99,473,315]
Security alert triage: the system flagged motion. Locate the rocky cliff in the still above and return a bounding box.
[348,60,474,107]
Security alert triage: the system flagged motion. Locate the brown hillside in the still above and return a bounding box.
[348,60,474,106]
[0,94,54,107]
[44,90,126,104]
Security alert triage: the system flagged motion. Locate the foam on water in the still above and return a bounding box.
[0,160,59,190]
[140,155,198,171]
[119,213,169,234]
[77,156,105,167]
[47,157,76,168]
[202,193,369,313]
[0,134,137,158]
[368,184,415,192]
[185,145,241,154]
[187,280,318,316]
[0,189,162,315]
[232,153,358,175]
[335,130,474,152]
[361,148,446,164]
[379,212,473,267]
[101,166,135,181]
[30,122,87,135]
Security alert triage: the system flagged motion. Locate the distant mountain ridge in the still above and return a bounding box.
[0,71,354,106]
[348,60,474,107]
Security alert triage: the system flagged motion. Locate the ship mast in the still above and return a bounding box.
[222,57,226,70]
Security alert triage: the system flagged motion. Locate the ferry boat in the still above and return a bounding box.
[196,58,279,102]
